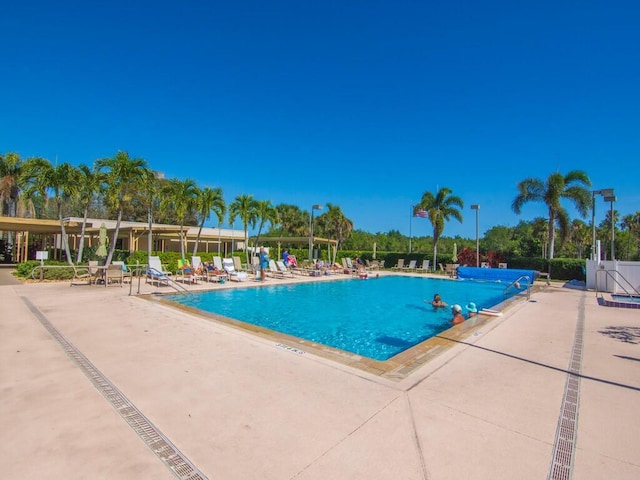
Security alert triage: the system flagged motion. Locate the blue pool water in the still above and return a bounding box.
[611,294,640,303]
[166,276,517,361]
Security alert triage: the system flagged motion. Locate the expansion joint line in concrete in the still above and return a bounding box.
[405,394,430,480]
[547,292,585,480]
[20,296,208,480]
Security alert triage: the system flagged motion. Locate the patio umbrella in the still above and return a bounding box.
[452,242,458,263]
[96,223,108,258]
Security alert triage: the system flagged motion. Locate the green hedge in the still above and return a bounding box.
[15,260,75,280]
[507,257,586,281]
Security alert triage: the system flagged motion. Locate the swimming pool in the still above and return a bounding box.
[165,276,517,361]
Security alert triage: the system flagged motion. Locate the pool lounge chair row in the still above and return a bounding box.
[146,255,252,286]
[391,259,430,272]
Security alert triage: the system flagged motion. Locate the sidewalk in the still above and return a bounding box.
[1,280,638,479]
[0,264,21,285]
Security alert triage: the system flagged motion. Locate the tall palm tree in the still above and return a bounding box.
[0,152,25,217]
[192,186,225,256]
[228,194,258,267]
[512,171,591,259]
[416,187,463,270]
[141,170,161,264]
[25,159,80,265]
[95,151,149,266]
[75,164,103,263]
[316,204,353,264]
[160,178,199,260]
[252,200,277,252]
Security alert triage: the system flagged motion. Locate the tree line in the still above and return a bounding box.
[2,151,639,265]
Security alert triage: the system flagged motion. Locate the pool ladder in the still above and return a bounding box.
[594,269,640,299]
[504,275,531,300]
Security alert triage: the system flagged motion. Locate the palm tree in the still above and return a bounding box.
[0,152,25,217]
[512,171,591,259]
[416,187,463,270]
[141,170,161,264]
[273,204,308,236]
[192,186,225,256]
[160,178,199,260]
[621,212,640,260]
[599,208,620,261]
[75,164,103,263]
[316,204,353,264]
[96,151,149,266]
[25,159,80,265]
[569,219,590,259]
[252,200,277,253]
[228,194,258,267]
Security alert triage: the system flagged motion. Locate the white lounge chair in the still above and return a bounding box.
[222,258,248,282]
[147,256,171,286]
[392,259,405,271]
[190,256,206,282]
[276,260,295,277]
[266,259,284,278]
[403,260,417,272]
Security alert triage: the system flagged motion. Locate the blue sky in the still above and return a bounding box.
[2,1,639,238]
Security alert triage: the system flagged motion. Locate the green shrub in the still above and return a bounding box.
[15,260,75,280]
[506,257,586,281]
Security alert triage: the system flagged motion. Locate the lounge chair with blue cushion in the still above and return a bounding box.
[147,256,171,286]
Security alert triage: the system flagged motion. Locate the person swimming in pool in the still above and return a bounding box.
[428,293,447,308]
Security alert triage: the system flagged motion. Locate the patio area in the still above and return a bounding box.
[1,275,638,479]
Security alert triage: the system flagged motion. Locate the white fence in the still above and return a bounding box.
[586,260,640,293]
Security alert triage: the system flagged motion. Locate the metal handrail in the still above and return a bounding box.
[29,263,148,281]
[27,262,192,295]
[594,269,640,298]
[504,275,531,300]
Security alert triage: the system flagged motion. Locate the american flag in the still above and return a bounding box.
[414,208,428,218]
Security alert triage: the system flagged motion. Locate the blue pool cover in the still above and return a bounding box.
[457,267,537,285]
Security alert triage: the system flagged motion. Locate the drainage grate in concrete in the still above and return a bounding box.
[21,297,208,480]
[547,294,585,480]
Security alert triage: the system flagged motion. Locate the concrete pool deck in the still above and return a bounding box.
[1,270,639,479]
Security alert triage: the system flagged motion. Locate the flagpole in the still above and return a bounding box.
[409,205,413,253]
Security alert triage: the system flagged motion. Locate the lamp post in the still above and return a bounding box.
[308,204,323,262]
[471,205,479,267]
[591,188,613,261]
[603,194,616,260]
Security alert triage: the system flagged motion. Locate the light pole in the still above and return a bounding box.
[591,188,613,260]
[308,204,323,262]
[471,205,479,267]
[603,194,616,260]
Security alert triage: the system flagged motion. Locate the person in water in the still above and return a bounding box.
[451,304,466,325]
[430,293,447,308]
